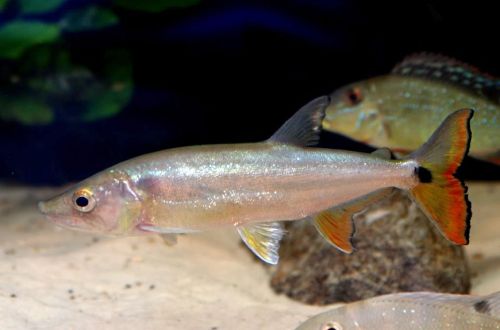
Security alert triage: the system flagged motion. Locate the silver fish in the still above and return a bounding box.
[296,291,500,330]
[39,96,473,264]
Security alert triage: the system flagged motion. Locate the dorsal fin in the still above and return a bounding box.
[472,292,500,317]
[268,96,329,146]
[392,53,500,103]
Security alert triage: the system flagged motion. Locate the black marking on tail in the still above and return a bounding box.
[474,300,491,314]
[463,183,472,244]
[415,166,433,183]
[459,110,474,244]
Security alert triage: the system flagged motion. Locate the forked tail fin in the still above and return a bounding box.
[408,109,474,245]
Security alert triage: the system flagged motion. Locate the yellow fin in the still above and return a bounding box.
[237,222,284,265]
[314,188,395,253]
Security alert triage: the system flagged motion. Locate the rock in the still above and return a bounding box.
[270,190,471,305]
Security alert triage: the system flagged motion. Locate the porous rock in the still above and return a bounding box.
[270,190,471,305]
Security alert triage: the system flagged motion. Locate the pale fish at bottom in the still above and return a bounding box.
[296,291,500,330]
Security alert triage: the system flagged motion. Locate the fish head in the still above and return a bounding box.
[324,80,386,145]
[38,170,143,236]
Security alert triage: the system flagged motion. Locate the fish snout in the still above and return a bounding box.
[38,199,60,215]
[38,201,49,214]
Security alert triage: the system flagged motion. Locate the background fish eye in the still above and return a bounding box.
[72,190,96,213]
[345,87,363,106]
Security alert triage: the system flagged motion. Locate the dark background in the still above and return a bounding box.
[1,0,499,185]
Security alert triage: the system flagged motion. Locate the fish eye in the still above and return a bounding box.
[72,189,96,213]
[76,196,88,207]
[345,87,363,106]
[322,322,343,330]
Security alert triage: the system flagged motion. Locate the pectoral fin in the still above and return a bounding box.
[160,234,178,246]
[137,224,198,234]
[314,188,395,253]
[237,222,284,265]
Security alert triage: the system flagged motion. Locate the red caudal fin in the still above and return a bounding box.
[407,109,473,245]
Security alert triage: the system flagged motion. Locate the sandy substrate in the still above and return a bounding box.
[0,182,498,329]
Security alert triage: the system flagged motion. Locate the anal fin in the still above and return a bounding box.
[314,188,395,253]
[237,222,284,265]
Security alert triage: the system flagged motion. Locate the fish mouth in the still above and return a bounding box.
[43,214,88,232]
[37,201,75,228]
[38,201,49,215]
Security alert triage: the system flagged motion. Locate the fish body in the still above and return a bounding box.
[90,143,416,231]
[39,97,473,264]
[296,291,500,330]
[324,53,500,163]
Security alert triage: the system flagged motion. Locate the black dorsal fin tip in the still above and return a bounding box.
[474,300,491,314]
[268,95,330,147]
[475,292,500,316]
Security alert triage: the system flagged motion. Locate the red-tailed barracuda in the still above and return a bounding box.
[39,96,473,264]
